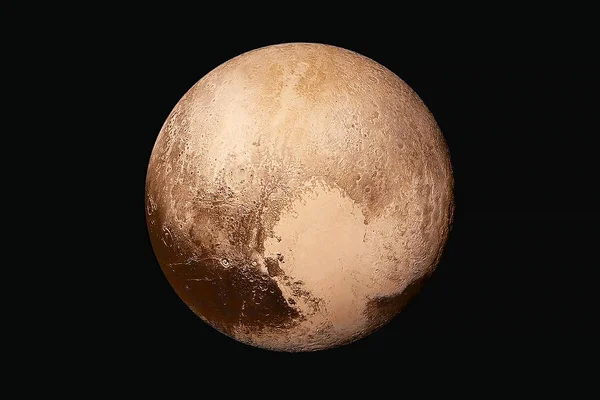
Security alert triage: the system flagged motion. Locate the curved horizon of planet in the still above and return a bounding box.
[145,43,454,352]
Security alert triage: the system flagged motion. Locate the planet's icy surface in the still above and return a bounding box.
[146,43,454,351]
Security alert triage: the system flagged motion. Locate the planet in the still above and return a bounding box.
[145,43,454,352]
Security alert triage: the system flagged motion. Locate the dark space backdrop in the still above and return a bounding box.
[107,27,598,379]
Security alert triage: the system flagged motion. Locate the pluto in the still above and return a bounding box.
[145,43,454,352]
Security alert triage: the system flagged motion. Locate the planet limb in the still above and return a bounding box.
[145,43,454,352]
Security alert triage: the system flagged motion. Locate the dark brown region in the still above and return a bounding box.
[364,275,429,328]
[167,258,301,335]
[146,203,305,336]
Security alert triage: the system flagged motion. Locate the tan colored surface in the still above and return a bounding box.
[145,43,454,351]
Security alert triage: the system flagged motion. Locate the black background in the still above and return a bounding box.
[107,27,598,378]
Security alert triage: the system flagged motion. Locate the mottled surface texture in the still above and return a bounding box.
[146,43,454,352]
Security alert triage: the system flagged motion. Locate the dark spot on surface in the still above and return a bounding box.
[364,276,428,328]
[265,257,284,277]
[288,298,296,305]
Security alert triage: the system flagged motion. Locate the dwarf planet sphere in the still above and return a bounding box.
[145,43,454,352]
